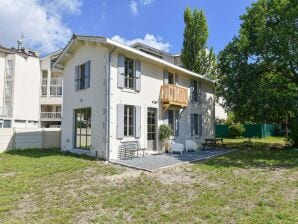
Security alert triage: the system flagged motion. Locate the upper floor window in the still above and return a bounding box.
[191,79,199,102]
[6,60,14,79]
[168,72,174,84]
[124,57,134,89]
[75,61,90,91]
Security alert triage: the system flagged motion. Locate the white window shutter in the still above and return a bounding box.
[175,110,180,137]
[191,114,194,136]
[135,60,141,92]
[85,60,91,88]
[134,106,141,138]
[199,114,203,137]
[116,104,124,139]
[75,65,79,91]
[117,54,125,88]
[175,74,179,84]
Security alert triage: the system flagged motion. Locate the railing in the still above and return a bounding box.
[160,84,188,107]
[40,112,62,119]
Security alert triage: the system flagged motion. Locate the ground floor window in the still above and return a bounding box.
[124,105,134,137]
[74,107,91,149]
[147,108,156,140]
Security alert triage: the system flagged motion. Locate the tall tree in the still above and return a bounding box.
[218,0,298,135]
[181,8,217,79]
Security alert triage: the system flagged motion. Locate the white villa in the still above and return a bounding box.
[54,35,216,160]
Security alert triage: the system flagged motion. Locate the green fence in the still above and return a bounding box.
[216,124,276,138]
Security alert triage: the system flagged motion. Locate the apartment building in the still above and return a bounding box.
[54,35,215,159]
[40,50,63,128]
[0,45,40,128]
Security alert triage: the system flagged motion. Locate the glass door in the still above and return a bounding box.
[147,108,157,150]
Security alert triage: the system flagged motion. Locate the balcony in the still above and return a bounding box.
[160,84,188,113]
[40,112,62,121]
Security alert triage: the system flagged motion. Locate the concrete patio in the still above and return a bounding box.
[110,149,232,171]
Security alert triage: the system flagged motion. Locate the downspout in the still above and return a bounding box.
[106,46,116,161]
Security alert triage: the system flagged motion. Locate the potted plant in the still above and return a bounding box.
[159,124,173,152]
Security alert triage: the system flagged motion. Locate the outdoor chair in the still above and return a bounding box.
[171,141,184,154]
[185,139,199,152]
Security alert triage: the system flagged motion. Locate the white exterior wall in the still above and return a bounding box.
[61,44,215,160]
[61,45,107,158]
[109,51,215,160]
[0,54,5,111]
[12,54,41,122]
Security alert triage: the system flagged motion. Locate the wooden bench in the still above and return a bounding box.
[119,141,146,159]
[202,138,226,150]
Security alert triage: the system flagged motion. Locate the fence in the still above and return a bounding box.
[0,128,61,153]
[216,124,277,138]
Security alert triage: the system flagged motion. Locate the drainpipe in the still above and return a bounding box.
[106,46,116,161]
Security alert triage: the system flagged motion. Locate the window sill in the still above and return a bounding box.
[75,88,90,93]
[121,88,139,94]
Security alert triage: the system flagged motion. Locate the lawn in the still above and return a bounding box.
[0,137,297,223]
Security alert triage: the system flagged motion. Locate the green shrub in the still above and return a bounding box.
[159,125,173,142]
[229,123,245,138]
[290,121,298,147]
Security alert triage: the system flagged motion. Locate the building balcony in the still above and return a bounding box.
[160,84,188,113]
[40,112,62,121]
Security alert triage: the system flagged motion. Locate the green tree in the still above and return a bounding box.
[181,8,217,79]
[217,0,298,136]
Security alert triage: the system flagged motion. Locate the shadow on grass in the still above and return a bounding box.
[197,142,298,169]
[4,148,96,161]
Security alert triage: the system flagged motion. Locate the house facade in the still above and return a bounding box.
[0,45,40,128]
[40,50,63,128]
[54,35,215,160]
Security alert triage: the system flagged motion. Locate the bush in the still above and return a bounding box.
[229,123,245,138]
[159,125,173,142]
[290,121,298,147]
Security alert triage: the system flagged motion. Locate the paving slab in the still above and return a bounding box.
[110,149,232,171]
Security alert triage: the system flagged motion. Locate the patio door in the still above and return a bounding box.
[147,108,157,150]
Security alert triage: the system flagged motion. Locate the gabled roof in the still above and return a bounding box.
[53,34,215,84]
[130,42,174,57]
[40,49,63,61]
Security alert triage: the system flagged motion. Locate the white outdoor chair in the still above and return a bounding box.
[185,140,199,152]
[171,141,184,154]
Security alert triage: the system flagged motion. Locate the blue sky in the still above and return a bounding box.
[0,0,255,54]
[64,0,255,54]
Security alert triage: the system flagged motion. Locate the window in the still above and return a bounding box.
[75,61,90,91]
[192,114,199,136]
[124,57,134,89]
[147,108,156,140]
[6,60,14,78]
[168,72,174,84]
[191,80,198,102]
[74,108,91,149]
[168,110,174,132]
[124,105,134,136]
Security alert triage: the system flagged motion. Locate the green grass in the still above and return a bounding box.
[0,138,297,223]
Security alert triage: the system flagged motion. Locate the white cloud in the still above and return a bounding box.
[129,0,155,15]
[0,0,82,54]
[130,0,138,15]
[141,0,155,5]
[111,34,171,52]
